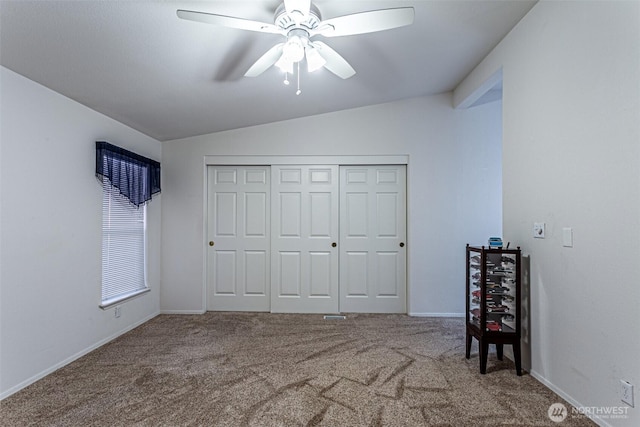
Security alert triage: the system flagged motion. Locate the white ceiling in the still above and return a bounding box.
[0,0,535,141]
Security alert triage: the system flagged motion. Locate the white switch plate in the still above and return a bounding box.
[562,227,573,247]
[115,306,121,318]
[621,380,634,407]
[533,222,545,238]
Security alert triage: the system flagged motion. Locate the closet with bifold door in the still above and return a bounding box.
[206,160,406,314]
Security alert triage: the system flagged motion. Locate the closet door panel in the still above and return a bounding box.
[271,165,339,313]
[339,166,407,313]
[207,166,270,311]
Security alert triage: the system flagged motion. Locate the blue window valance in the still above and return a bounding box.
[95,141,161,207]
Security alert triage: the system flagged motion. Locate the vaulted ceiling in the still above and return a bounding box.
[0,1,536,141]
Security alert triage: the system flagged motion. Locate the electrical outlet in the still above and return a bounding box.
[621,380,634,407]
[533,222,546,238]
[562,227,573,247]
[114,306,121,318]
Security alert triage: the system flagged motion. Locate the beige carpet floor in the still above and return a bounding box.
[1,313,594,426]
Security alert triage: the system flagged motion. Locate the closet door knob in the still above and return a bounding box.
[331,242,337,247]
[399,242,405,247]
[209,241,215,247]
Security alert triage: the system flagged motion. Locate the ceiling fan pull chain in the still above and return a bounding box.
[296,62,301,95]
[284,72,290,85]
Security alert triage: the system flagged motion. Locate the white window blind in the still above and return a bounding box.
[101,177,147,308]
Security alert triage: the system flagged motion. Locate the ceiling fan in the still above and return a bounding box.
[177,0,414,82]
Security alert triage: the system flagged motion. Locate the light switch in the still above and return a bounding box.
[533,222,545,238]
[562,227,573,247]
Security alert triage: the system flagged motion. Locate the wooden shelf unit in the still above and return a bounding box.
[465,244,522,375]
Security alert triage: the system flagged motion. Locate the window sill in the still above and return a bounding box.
[99,288,150,310]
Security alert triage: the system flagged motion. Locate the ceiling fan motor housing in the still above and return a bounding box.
[274,3,322,32]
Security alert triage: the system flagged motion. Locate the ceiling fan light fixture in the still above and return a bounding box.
[305,46,326,72]
[281,34,305,63]
[275,56,294,74]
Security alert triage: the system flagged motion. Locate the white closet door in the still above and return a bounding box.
[271,165,339,313]
[340,166,407,313]
[207,166,270,311]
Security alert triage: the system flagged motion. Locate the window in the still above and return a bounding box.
[95,141,160,309]
[100,178,148,308]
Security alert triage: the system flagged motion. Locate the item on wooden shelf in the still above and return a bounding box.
[488,237,503,248]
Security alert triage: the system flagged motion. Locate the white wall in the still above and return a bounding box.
[455,2,640,426]
[0,67,162,398]
[161,93,502,316]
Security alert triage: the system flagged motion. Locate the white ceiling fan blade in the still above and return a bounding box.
[312,41,355,79]
[284,0,311,21]
[312,7,414,37]
[245,43,285,77]
[177,10,282,34]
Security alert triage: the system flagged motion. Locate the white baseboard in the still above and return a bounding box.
[409,312,465,318]
[160,309,206,315]
[530,370,611,427]
[0,311,160,401]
